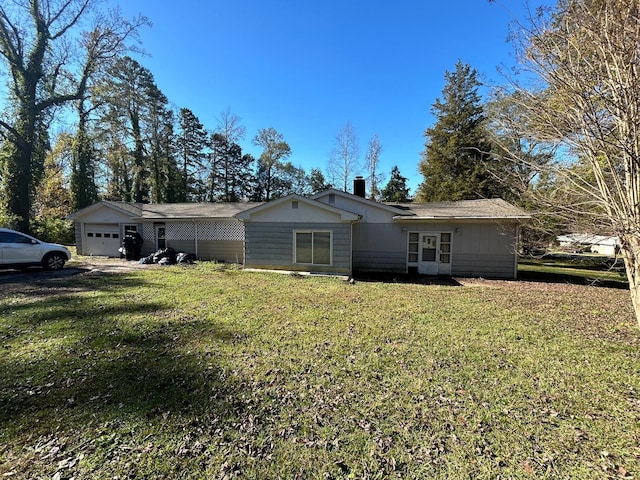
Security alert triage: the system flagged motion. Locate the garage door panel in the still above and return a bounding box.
[85,224,121,256]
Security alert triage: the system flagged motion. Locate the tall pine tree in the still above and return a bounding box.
[98,57,157,203]
[251,128,291,201]
[176,108,209,202]
[416,61,500,202]
[380,166,411,202]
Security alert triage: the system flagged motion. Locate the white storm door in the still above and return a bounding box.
[155,225,166,250]
[418,234,439,275]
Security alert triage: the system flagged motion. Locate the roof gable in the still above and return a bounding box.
[235,194,360,222]
[313,188,410,217]
[66,200,143,221]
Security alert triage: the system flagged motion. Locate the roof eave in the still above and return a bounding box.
[132,216,238,221]
[393,215,531,221]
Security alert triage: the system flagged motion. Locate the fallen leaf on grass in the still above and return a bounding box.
[523,460,534,475]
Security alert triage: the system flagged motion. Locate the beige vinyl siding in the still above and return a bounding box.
[244,222,351,274]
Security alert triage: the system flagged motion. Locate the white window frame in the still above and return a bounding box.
[293,230,333,266]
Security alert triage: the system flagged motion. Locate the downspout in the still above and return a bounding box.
[79,222,85,256]
[350,222,353,277]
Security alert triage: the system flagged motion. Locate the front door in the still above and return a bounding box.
[155,225,166,250]
[418,234,439,275]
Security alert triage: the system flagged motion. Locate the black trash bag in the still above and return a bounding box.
[122,232,144,260]
[177,252,197,264]
[139,254,155,264]
[153,247,177,265]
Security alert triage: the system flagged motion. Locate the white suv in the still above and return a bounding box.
[0,228,72,270]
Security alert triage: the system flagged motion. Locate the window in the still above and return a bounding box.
[125,225,138,235]
[295,231,331,265]
[104,233,111,238]
[328,194,335,204]
[0,232,32,244]
[292,201,299,209]
[407,232,419,263]
[440,232,451,264]
[95,233,102,238]
[87,233,94,237]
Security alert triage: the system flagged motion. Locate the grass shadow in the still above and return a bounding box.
[352,271,463,286]
[518,268,629,290]
[0,271,250,439]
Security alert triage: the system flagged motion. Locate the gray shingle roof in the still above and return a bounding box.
[135,202,263,219]
[101,200,144,216]
[387,198,530,219]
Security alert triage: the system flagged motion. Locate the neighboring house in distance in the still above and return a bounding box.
[68,182,530,279]
[557,233,620,256]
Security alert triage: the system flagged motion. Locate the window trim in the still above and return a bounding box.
[293,230,333,266]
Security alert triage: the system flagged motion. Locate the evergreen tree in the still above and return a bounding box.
[309,168,331,194]
[97,57,157,203]
[380,166,411,202]
[176,108,209,202]
[416,61,500,202]
[208,110,253,202]
[275,163,310,198]
[209,133,254,202]
[70,106,99,211]
[251,128,291,201]
[146,88,175,203]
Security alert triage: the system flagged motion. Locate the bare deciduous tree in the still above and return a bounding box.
[494,0,640,324]
[215,107,246,145]
[328,121,360,192]
[365,133,383,200]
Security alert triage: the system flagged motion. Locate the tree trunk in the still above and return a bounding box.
[3,110,36,233]
[620,233,640,327]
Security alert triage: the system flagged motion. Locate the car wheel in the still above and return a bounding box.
[42,252,66,270]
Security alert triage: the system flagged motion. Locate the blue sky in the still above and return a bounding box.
[116,0,553,194]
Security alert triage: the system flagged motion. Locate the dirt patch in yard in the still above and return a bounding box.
[69,256,156,273]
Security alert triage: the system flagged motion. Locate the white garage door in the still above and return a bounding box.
[84,224,121,256]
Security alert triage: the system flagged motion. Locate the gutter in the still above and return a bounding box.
[393,216,531,221]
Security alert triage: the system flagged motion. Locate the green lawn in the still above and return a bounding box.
[518,257,628,287]
[1,263,639,479]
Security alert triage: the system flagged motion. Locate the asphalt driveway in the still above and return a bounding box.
[0,257,152,287]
